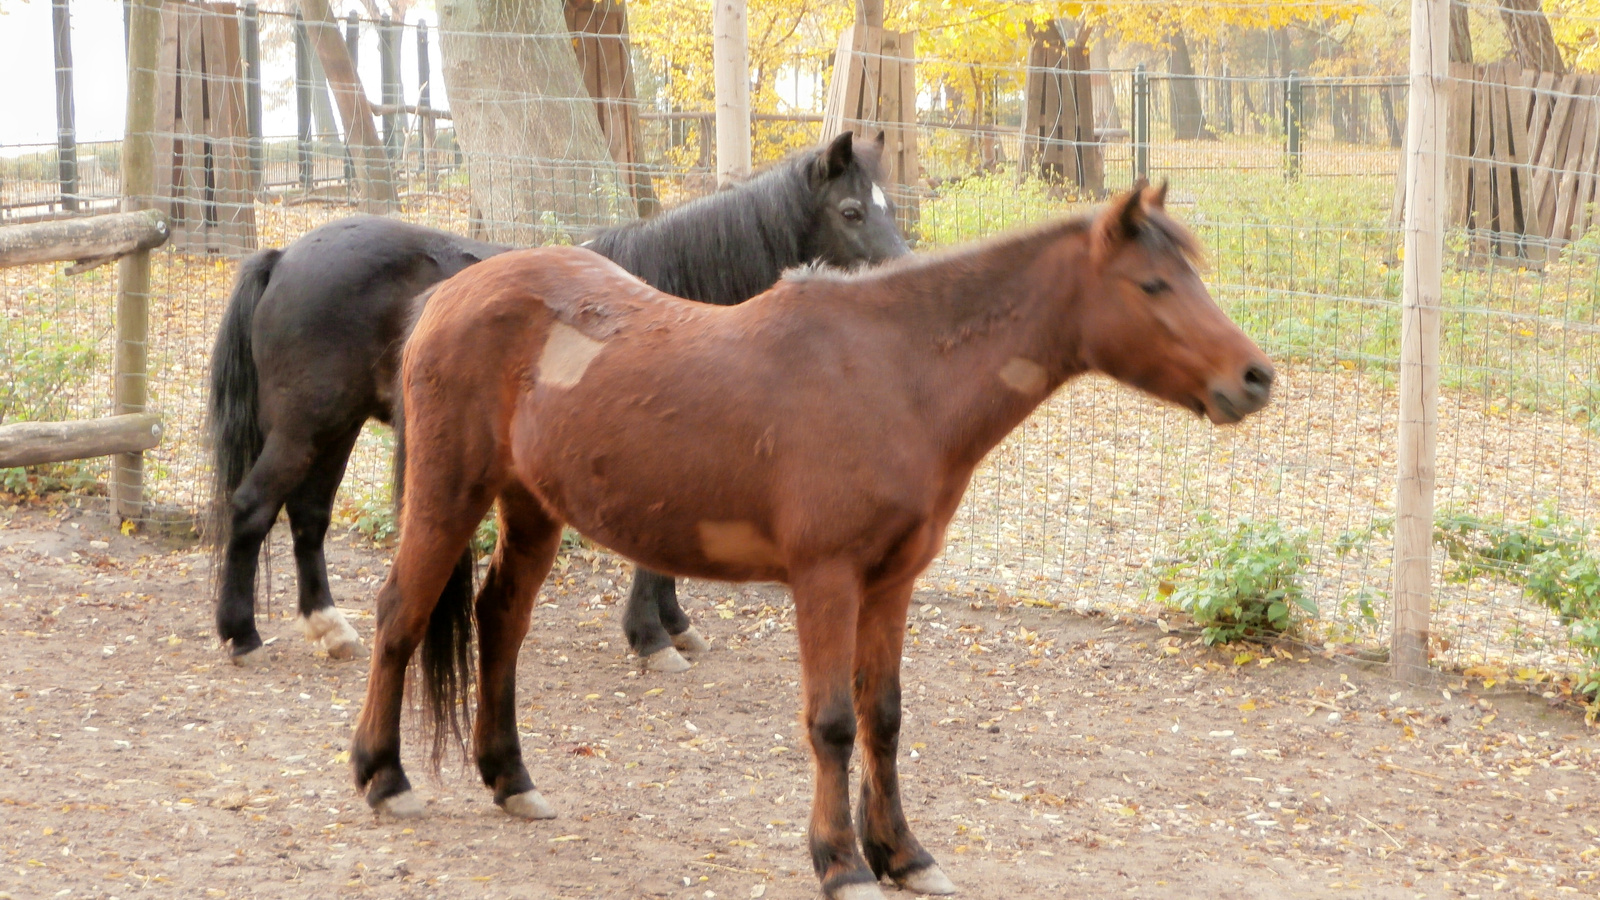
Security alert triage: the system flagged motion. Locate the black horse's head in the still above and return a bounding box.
[807,131,910,267]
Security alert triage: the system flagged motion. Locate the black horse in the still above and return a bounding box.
[207,131,907,669]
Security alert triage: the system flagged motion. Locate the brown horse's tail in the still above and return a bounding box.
[393,397,480,770]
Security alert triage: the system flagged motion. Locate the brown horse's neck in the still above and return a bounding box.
[813,221,1094,468]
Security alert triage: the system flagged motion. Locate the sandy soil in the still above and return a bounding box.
[2,501,1598,900]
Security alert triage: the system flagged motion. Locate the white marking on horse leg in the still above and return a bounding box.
[538,321,605,388]
[671,625,711,654]
[871,183,888,211]
[297,608,366,659]
[500,790,556,820]
[832,882,887,900]
[644,646,691,673]
[997,357,1048,395]
[697,520,782,568]
[374,790,426,818]
[896,864,957,895]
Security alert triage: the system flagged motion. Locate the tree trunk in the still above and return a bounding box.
[439,0,632,244]
[297,0,396,211]
[1450,0,1473,63]
[1167,32,1210,141]
[1498,0,1564,74]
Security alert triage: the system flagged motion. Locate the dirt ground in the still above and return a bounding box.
[2,501,1598,900]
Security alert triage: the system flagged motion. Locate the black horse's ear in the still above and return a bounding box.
[822,131,855,180]
[873,130,887,150]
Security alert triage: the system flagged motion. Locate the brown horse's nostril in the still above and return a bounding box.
[1242,363,1274,401]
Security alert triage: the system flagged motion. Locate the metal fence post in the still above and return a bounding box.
[343,12,359,189]
[380,13,401,162]
[1217,64,1233,135]
[294,12,313,190]
[1286,70,1303,179]
[242,2,263,192]
[418,20,435,187]
[53,0,80,213]
[1133,64,1149,183]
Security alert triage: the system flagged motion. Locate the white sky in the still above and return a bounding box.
[0,0,445,151]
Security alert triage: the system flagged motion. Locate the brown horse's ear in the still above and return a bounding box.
[1091,185,1148,265]
[822,131,855,180]
[1146,179,1169,210]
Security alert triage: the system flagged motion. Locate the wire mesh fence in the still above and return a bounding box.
[5,1,1600,693]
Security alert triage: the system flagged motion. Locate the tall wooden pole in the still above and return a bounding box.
[1393,0,1449,682]
[855,0,882,29]
[712,0,750,186]
[53,0,80,213]
[114,0,161,523]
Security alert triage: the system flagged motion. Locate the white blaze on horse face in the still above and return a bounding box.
[998,357,1048,395]
[871,184,888,211]
[698,520,783,569]
[538,321,605,388]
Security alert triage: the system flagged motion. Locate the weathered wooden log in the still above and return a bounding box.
[0,209,170,272]
[0,413,163,469]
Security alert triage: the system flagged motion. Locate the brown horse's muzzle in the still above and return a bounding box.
[1207,361,1275,424]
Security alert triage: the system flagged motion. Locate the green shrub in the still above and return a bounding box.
[917,168,1072,248]
[1153,515,1315,645]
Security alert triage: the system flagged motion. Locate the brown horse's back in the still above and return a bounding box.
[404,247,941,585]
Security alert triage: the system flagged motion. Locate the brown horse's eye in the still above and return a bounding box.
[1140,278,1169,296]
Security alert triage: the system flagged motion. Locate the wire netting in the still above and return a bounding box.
[5,0,1600,691]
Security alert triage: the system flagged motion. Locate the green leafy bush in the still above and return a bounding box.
[917,168,1070,248]
[1154,515,1315,645]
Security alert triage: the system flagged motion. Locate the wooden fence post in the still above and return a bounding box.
[712,0,750,186]
[114,0,160,523]
[242,2,264,192]
[53,0,80,213]
[1393,0,1449,683]
[380,13,404,162]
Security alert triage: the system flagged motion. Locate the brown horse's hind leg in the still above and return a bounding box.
[474,483,563,819]
[351,492,495,818]
[855,578,954,895]
[791,561,881,900]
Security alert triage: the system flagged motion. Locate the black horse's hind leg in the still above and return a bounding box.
[623,568,709,673]
[285,424,366,659]
[216,433,316,664]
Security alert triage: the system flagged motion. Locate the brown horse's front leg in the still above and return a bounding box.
[474,485,564,819]
[792,561,880,899]
[855,577,954,895]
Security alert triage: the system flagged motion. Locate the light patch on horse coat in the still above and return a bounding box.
[698,520,782,568]
[538,321,606,388]
[871,184,888,210]
[998,357,1048,395]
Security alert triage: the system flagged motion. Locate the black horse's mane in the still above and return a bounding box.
[583,147,826,307]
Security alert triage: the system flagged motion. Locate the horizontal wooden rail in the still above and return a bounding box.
[0,413,163,469]
[0,209,170,273]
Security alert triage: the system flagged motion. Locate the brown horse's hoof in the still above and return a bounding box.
[373,790,425,818]
[500,790,556,820]
[896,864,956,895]
[830,883,887,900]
[643,646,691,673]
[671,626,711,654]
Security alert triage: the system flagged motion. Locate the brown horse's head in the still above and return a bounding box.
[1080,182,1274,424]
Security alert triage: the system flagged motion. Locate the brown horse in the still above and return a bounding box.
[351,183,1274,900]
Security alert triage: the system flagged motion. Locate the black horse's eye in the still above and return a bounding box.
[840,201,865,223]
[1140,278,1169,296]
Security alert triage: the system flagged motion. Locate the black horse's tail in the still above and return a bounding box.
[206,248,282,550]
[392,387,479,771]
